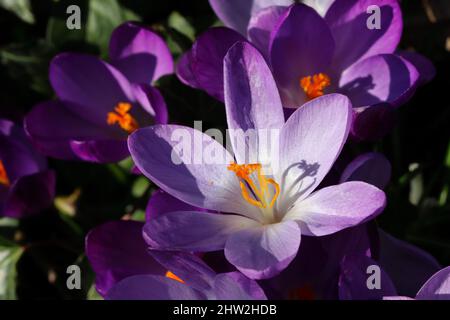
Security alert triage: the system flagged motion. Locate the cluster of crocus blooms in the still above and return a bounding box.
[15,1,448,300]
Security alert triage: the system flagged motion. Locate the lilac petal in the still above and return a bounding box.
[276,94,352,208]
[49,53,134,126]
[224,220,301,279]
[286,181,386,236]
[398,51,436,86]
[378,229,441,297]
[106,275,204,300]
[145,189,205,221]
[302,0,334,16]
[144,211,259,252]
[0,119,47,181]
[69,139,129,163]
[247,6,287,59]
[209,0,293,35]
[176,50,200,89]
[416,267,450,300]
[131,84,168,124]
[109,22,173,83]
[339,255,397,300]
[350,103,396,141]
[224,42,284,164]
[383,296,415,300]
[269,4,335,107]
[85,220,166,297]
[325,0,403,72]
[3,170,55,218]
[129,125,260,219]
[340,152,391,189]
[149,250,216,291]
[213,272,267,300]
[191,27,247,101]
[24,100,120,160]
[339,54,419,108]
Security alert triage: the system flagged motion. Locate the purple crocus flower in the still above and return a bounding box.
[129,42,386,280]
[86,197,265,300]
[25,22,172,163]
[0,119,55,218]
[179,1,434,140]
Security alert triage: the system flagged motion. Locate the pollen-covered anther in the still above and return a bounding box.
[299,73,331,100]
[227,162,280,209]
[107,102,139,134]
[165,271,185,284]
[0,160,10,186]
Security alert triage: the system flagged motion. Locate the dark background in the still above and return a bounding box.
[0,0,448,299]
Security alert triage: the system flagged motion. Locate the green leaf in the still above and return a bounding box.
[0,0,34,24]
[87,284,103,300]
[0,245,24,299]
[131,176,150,198]
[168,11,195,40]
[86,0,140,56]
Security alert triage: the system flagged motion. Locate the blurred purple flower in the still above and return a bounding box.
[130,42,386,280]
[179,1,434,140]
[25,22,172,163]
[0,119,55,218]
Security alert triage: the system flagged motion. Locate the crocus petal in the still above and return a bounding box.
[145,189,205,221]
[85,220,166,297]
[276,94,352,210]
[132,84,168,124]
[224,42,284,164]
[69,139,129,163]
[191,27,247,101]
[302,0,334,16]
[144,211,259,252]
[109,22,173,83]
[269,4,335,107]
[325,0,402,72]
[106,275,204,300]
[129,125,260,219]
[208,0,293,35]
[3,170,55,218]
[149,250,216,292]
[398,51,436,86]
[340,152,391,189]
[339,54,419,108]
[247,6,287,59]
[350,103,396,141]
[49,53,134,126]
[176,50,200,89]
[378,229,441,297]
[416,267,450,300]
[339,255,397,300]
[224,220,301,279]
[286,181,386,236]
[213,272,267,300]
[0,120,47,180]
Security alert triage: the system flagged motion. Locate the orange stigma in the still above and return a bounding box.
[0,160,10,186]
[227,163,280,209]
[165,271,185,284]
[299,73,331,100]
[107,102,139,134]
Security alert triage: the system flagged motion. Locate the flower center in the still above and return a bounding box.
[299,73,331,100]
[0,160,10,186]
[107,102,139,134]
[165,271,184,284]
[288,284,316,300]
[227,162,280,209]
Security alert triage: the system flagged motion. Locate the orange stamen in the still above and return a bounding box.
[107,102,139,134]
[227,163,280,209]
[165,271,185,284]
[0,160,10,186]
[299,73,331,100]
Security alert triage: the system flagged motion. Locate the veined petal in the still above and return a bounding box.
[416,267,450,300]
[213,272,267,300]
